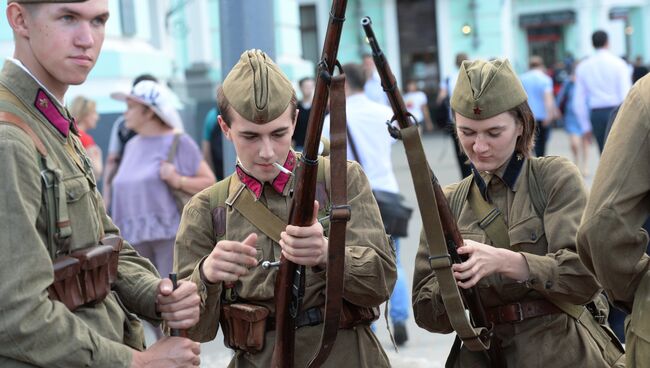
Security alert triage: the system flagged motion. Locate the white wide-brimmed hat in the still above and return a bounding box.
[111,80,184,131]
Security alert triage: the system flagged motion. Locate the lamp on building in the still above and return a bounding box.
[461,23,473,35]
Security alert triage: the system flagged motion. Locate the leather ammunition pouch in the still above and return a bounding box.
[47,236,123,311]
[220,301,379,353]
[220,303,270,353]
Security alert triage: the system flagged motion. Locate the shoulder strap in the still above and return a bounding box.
[228,185,286,244]
[167,132,182,163]
[450,174,473,220]
[467,181,513,250]
[209,176,232,243]
[527,158,547,218]
[0,109,72,258]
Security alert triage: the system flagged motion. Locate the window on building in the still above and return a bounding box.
[299,4,319,65]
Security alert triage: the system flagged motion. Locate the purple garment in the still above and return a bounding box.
[111,133,202,244]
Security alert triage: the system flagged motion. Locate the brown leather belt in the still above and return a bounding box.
[486,299,561,325]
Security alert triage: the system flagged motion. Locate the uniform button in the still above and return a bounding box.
[545,281,553,289]
[531,232,537,241]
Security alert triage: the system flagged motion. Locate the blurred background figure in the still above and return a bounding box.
[520,55,557,157]
[436,52,472,178]
[632,55,649,84]
[573,30,631,153]
[324,63,412,346]
[102,74,159,213]
[110,80,215,338]
[201,85,225,180]
[69,96,103,179]
[362,53,389,106]
[293,76,315,151]
[557,62,591,176]
[403,79,434,133]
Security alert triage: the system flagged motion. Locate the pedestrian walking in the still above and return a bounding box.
[0,1,200,366]
[102,73,158,212]
[520,55,557,157]
[173,49,396,367]
[436,52,472,178]
[573,30,631,153]
[556,62,591,176]
[412,58,624,367]
[323,63,412,346]
[293,76,315,151]
[69,95,103,178]
[110,80,215,282]
[403,79,434,133]
[578,73,650,368]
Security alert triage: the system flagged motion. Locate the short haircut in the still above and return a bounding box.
[529,55,544,69]
[341,63,366,91]
[298,77,314,88]
[455,53,469,68]
[592,30,608,48]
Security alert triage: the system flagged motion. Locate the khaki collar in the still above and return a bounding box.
[472,152,525,201]
[235,150,297,200]
[0,60,76,138]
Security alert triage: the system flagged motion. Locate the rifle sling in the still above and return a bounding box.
[400,125,489,352]
[466,173,586,320]
[307,73,349,367]
[228,183,285,244]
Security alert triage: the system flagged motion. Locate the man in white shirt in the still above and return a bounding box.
[323,63,410,346]
[573,30,631,153]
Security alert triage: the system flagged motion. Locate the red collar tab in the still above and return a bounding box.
[236,151,296,200]
[34,89,72,137]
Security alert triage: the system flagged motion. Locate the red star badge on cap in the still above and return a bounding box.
[473,106,482,115]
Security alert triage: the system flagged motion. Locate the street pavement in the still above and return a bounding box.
[148,128,602,367]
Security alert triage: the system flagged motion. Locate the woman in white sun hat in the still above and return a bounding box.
[110,80,215,339]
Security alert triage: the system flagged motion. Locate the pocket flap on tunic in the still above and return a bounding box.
[64,175,91,202]
[509,215,545,248]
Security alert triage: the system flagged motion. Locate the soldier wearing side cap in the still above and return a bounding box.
[412,59,624,367]
[173,49,396,367]
[0,1,200,367]
[577,73,650,367]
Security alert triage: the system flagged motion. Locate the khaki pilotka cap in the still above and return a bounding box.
[450,58,527,120]
[222,49,294,124]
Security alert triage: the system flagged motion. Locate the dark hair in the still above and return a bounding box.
[132,74,158,87]
[509,102,536,157]
[592,30,608,48]
[455,52,469,68]
[217,86,297,127]
[298,77,314,88]
[341,63,366,91]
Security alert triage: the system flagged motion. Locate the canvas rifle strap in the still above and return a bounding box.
[227,183,286,244]
[466,160,588,321]
[400,125,489,351]
[307,72,350,367]
[0,106,72,258]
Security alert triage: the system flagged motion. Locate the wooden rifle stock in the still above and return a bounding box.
[168,273,188,338]
[362,17,505,368]
[271,1,348,367]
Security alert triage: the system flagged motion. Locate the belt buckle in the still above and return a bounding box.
[512,302,524,323]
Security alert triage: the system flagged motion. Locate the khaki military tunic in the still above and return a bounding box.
[0,60,161,367]
[413,155,617,367]
[174,157,396,367]
[578,73,650,367]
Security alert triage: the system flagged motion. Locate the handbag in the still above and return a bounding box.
[346,128,413,237]
[372,190,413,238]
[167,133,193,213]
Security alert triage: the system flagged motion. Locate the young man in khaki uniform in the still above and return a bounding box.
[412,59,623,367]
[174,49,396,367]
[578,73,650,367]
[0,1,200,367]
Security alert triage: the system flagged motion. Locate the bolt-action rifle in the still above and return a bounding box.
[271,1,349,367]
[361,16,505,368]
